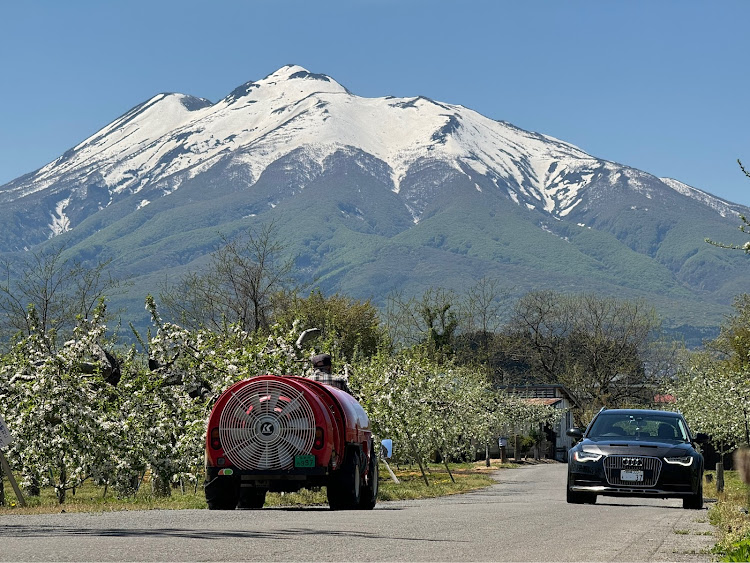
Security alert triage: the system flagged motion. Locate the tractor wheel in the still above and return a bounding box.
[238,487,267,509]
[205,477,239,510]
[328,448,361,510]
[359,448,378,510]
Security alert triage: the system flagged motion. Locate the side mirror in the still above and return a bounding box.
[380,438,393,459]
[566,428,584,440]
[694,432,709,444]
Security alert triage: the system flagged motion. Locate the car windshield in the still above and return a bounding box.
[587,412,689,442]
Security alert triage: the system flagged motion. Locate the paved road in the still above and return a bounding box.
[0,463,715,562]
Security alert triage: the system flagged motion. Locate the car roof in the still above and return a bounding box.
[596,409,682,418]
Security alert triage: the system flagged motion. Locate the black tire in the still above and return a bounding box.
[359,447,379,510]
[238,487,266,509]
[567,487,596,505]
[327,448,361,510]
[205,477,239,510]
[683,481,703,510]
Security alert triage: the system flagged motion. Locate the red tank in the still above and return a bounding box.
[204,375,378,510]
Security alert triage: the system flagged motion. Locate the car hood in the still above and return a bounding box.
[579,439,695,457]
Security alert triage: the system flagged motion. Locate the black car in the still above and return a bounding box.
[566,408,705,509]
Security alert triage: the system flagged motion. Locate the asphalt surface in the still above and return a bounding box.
[0,463,715,562]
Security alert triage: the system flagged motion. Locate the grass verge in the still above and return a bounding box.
[705,469,750,561]
[0,460,514,514]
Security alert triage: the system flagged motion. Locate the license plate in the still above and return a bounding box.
[621,469,644,482]
[294,455,316,468]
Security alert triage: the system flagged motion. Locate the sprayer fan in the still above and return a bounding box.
[218,379,316,470]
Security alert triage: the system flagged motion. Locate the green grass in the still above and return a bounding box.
[704,470,750,561]
[0,460,507,514]
[0,481,207,514]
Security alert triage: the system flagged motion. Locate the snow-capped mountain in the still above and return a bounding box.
[5,64,735,238]
[1,64,748,337]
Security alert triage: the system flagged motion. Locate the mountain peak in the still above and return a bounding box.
[261,64,350,92]
[223,65,349,105]
[266,64,320,80]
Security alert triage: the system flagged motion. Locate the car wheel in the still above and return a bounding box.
[238,487,266,509]
[567,486,596,504]
[328,448,361,510]
[359,445,378,510]
[683,481,703,510]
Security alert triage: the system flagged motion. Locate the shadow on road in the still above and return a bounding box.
[0,524,466,544]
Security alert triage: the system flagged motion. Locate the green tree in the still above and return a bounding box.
[273,289,385,363]
[384,288,460,362]
[708,294,750,371]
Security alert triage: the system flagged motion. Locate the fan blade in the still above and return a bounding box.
[280,431,307,452]
[278,394,305,417]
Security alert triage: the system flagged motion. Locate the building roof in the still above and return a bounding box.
[654,394,677,404]
[522,397,563,407]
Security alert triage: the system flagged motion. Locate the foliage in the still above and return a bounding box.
[674,295,750,450]
[722,539,750,563]
[0,294,320,503]
[273,289,386,363]
[0,303,120,502]
[703,469,750,560]
[384,288,461,361]
[350,348,560,478]
[674,354,750,450]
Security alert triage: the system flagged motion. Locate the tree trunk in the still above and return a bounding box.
[416,458,430,487]
[57,465,67,504]
[716,462,725,493]
[27,476,40,497]
[407,441,429,487]
[443,455,455,483]
[152,472,172,497]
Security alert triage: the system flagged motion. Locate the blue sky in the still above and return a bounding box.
[2,1,749,204]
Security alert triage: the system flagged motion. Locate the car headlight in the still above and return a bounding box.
[664,455,693,466]
[573,450,603,462]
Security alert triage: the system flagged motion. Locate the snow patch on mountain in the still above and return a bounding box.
[660,177,740,218]
[49,197,71,236]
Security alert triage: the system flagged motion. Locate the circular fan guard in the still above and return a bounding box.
[218,379,316,470]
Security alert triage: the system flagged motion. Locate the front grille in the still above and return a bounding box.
[604,455,662,487]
